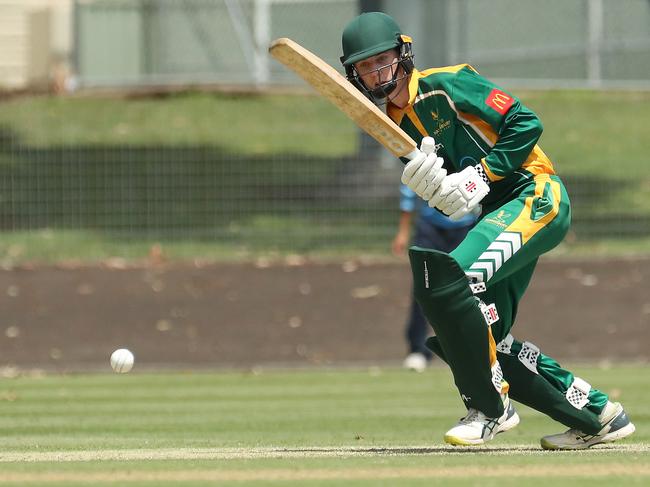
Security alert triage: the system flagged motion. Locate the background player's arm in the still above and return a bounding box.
[392,184,418,256]
[392,210,413,256]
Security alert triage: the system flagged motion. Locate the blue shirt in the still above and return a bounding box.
[400,184,476,229]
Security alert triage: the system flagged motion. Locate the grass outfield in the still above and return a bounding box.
[0,365,647,486]
[2,91,649,173]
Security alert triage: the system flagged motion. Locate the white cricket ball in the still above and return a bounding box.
[110,348,134,373]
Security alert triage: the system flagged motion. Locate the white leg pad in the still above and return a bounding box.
[566,377,591,410]
[517,341,540,374]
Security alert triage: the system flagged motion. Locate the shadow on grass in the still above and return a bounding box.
[0,126,401,249]
[0,125,648,246]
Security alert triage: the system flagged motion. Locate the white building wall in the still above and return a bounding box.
[0,0,72,89]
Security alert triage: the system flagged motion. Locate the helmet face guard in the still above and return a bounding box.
[344,42,413,105]
[341,19,415,105]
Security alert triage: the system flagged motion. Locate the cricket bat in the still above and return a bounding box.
[268,37,418,159]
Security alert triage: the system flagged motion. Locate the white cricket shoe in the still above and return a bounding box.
[444,394,520,446]
[403,352,428,372]
[540,401,635,450]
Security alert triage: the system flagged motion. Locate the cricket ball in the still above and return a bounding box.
[110,348,134,373]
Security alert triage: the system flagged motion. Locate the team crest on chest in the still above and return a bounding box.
[431,110,451,136]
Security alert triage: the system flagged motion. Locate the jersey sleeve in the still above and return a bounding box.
[399,184,417,213]
[451,66,543,180]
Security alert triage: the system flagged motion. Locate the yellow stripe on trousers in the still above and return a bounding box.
[488,174,560,384]
[506,174,561,244]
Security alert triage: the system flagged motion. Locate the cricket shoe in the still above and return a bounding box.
[540,401,635,450]
[444,394,520,446]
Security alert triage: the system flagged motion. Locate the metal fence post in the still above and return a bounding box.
[254,0,271,86]
[587,0,604,87]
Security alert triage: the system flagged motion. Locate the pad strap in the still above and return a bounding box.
[491,361,504,393]
[566,377,591,410]
[469,281,487,294]
[476,299,499,326]
[496,334,514,354]
[517,341,540,374]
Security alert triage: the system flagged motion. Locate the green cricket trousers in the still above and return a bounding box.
[411,173,609,434]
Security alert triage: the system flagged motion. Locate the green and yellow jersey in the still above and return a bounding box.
[388,64,555,205]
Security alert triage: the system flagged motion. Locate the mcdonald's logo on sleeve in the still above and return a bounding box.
[485,89,514,115]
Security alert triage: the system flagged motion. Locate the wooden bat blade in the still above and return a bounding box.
[268,37,417,159]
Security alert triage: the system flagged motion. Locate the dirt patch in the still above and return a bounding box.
[0,257,648,370]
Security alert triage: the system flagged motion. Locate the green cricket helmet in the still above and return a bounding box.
[340,12,414,104]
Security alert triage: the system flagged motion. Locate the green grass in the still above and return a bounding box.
[520,90,650,177]
[0,226,398,265]
[0,365,647,485]
[1,90,648,169]
[1,230,650,266]
[0,92,356,156]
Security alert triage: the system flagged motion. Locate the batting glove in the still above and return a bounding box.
[401,137,447,201]
[428,165,490,220]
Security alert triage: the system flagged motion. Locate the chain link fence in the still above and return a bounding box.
[0,0,649,259]
[71,0,650,89]
[72,0,357,88]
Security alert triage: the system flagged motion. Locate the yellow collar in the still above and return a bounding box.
[387,68,422,122]
[406,68,422,105]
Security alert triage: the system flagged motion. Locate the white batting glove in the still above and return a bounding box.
[428,165,490,220]
[401,137,447,201]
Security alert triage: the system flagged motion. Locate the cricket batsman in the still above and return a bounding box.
[340,11,635,449]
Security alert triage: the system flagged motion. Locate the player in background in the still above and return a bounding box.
[393,183,475,372]
[340,11,635,449]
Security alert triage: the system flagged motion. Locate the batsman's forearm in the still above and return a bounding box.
[482,104,543,180]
